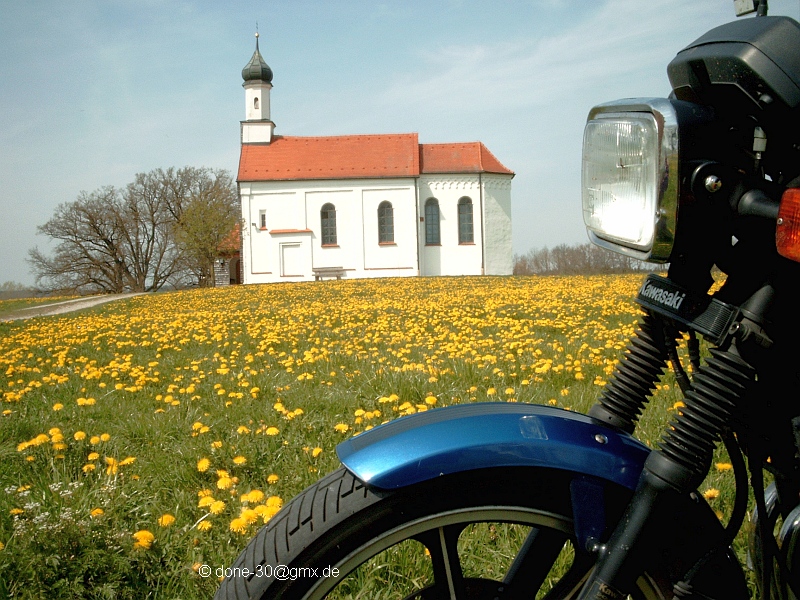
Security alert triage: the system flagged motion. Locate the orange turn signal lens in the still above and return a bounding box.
[777,188,800,262]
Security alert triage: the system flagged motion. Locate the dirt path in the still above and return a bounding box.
[0,293,146,322]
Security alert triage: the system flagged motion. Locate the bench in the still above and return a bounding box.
[313,267,346,281]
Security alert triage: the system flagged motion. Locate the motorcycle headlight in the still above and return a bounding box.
[582,98,680,262]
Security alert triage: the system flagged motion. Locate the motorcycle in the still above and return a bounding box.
[216,2,800,598]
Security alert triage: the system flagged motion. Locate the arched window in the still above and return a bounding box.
[425,198,440,245]
[378,201,394,244]
[458,197,474,244]
[254,97,259,110]
[320,203,337,246]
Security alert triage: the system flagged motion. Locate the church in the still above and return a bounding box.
[236,35,514,284]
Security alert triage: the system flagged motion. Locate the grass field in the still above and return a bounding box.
[0,275,743,599]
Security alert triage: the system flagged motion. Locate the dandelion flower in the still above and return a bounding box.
[197,458,211,472]
[197,520,212,532]
[210,500,226,515]
[74,431,87,441]
[158,514,175,527]
[265,426,279,436]
[311,447,323,458]
[267,474,279,484]
[90,508,104,518]
[229,517,248,534]
[217,476,233,490]
[88,452,100,461]
[133,530,155,550]
[334,423,349,433]
[233,455,247,466]
[715,462,733,472]
[702,488,720,500]
[52,403,64,411]
[198,496,215,508]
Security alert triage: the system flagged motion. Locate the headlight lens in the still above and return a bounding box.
[582,99,679,262]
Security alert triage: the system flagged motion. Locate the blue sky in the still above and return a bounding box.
[2,0,799,286]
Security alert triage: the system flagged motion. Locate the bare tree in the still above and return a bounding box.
[29,167,241,293]
[160,167,240,287]
[513,243,659,275]
[29,187,132,294]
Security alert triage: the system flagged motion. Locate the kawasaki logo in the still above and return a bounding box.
[639,282,686,310]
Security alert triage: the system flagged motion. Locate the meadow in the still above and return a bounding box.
[0,275,739,599]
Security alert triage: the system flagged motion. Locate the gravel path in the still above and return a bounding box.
[0,293,146,322]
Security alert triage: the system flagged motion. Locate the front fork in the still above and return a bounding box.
[577,299,761,599]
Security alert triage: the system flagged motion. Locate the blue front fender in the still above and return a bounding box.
[337,402,650,491]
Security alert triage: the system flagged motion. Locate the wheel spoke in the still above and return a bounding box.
[538,552,595,600]
[415,525,466,600]
[503,526,569,596]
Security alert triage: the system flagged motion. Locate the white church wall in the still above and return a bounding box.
[417,176,483,276]
[361,186,418,276]
[481,175,513,275]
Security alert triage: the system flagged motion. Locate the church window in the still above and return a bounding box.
[378,201,394,244]
[425,198,440,245]
[254,97,259,110]
[320,203,337,246]
[458,197,474,244]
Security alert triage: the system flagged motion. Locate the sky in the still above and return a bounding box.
[2,0,800,287]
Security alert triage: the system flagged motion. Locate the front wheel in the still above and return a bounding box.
[214,467,742,600]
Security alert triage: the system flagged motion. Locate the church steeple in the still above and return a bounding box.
[241,32,275,144]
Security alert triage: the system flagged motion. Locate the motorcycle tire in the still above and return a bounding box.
[214,466,745,600]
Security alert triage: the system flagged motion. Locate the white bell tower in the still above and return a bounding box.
[241,32,275,144]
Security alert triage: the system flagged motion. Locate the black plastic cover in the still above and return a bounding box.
[667,16,800,116]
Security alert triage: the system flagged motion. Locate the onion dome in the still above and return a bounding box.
[242,33,273,83]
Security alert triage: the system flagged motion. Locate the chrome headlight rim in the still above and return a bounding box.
[582,97,680,263]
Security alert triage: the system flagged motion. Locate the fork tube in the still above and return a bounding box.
[577,338,757,600]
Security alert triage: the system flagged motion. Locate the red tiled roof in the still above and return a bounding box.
[238,134,420,181]
[419,142,514,176]
[238,134,513,181]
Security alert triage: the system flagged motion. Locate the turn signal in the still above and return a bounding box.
[777,188,800,262]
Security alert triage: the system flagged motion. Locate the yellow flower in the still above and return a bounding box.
[158,514,175,527]
[265,426,279,436]
[9,508,24,516]
[334,423,349,433]
[424,395,437,405]
[52,403,64,411]
[197,520,212,532]
[90,508,104,518]
[132,530,155,550]
[267,474,279,484]
[487,388,497,396]
[89,436,101,445]
[198,496,215,508]
[105,457,118,475]
[233,455,247,466]
[311,447,323,458]
[210,500,226,515]
[217,476,233,490]
[236,426,251,435]
[82,464,96,473]
[229,517,248,534]
[241,489,264,504]
[100,433,111,442]
[715,462,733,472]
[702,488,720,500]
[74,431,87,441]
[240,508,259,524]
[88,452,100,461]
[197,458,211,472]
